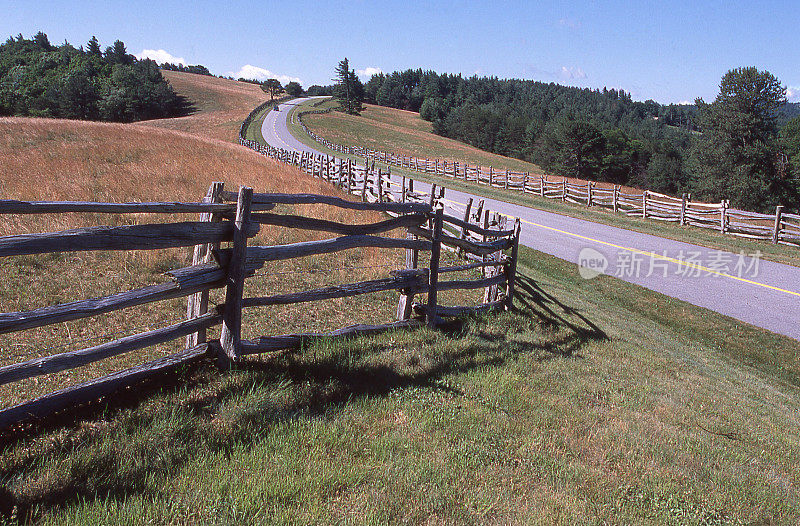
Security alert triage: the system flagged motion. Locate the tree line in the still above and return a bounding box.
[0,32,190,122]
[355,67,800,212]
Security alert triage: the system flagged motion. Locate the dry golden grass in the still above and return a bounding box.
[140,70,268,143]
[0,88,408,408]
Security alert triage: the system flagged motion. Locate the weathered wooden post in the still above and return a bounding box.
[428,184,438,227]
[540,175,546,197]
[401,175,407,203]
[680,193,687,225]
[504,169,509,189]
[505,218,521,311]
[487,214,506,303]
[397,220,420,321]
[773,205,784,243]
[489,167,494,186]
[562,179,567,201]
[482,210,492,303]
[361,166,369,202]
[642,191,648,218]
[186,181,224,348]
[219,186,253,366]
[613,185,619,213]
[523,173,529,193]
[720,199,728,233]
[587,182,593,207]
[376,169,384,203]
[426,206,444,328]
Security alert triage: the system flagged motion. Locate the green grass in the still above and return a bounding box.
[288,100,800,268]
[242,104,271,144]
[3,247,799,524]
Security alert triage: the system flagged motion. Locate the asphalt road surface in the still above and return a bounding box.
[261,98,800,341]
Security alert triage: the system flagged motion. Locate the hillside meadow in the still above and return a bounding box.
[1,73,799,524]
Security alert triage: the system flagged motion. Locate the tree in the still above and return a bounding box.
[333,58,363,115]
[87,36,101,56]
[688,67,787,211]
[261,78,282,101]
[532,115,605,180]
[285,81,302,97]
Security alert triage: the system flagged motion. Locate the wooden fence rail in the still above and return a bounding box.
[0,175,520,430]
[293,102,799,248]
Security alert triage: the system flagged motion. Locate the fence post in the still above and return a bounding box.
[397,223,420,321]
[587,182,593,207]
[523,173,529,193]
[401,176,406,203]
[540,175,545,197]
[488,214,506,303]
[482,210,493,303]
[504,170,509,189]
[642,191,648,219]
[219,186,253,366]
[186,181,224,348]
[680,193,687,225]
[426,206,444,328]
[613,185,619,213]
[361,166,369,202]
[489,167,493,186]
[773,205,784,243]
[505,218,521,311]
[376,169,384,203]
[428,184,437,227]
[720,200,728,233]
[458,198,474,257]
[562,179,567,202]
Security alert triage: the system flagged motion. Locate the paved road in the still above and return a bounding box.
[262,98,800,341]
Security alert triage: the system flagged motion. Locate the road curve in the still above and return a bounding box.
[260,98,800,341]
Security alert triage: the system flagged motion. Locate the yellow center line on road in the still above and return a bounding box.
[438,197,800,298]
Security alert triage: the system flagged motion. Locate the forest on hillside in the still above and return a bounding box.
[0,32,186,122]
[359,68,800,212]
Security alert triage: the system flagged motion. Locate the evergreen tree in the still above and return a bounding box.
[87,36,101,56]
[688,67,788,211]
[333,58,363,115]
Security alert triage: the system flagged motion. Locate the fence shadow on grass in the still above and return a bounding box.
[0,269,606,524]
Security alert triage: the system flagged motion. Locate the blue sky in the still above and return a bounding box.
[3,0,799,104]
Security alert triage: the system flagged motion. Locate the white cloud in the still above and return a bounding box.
[356,67,382,80]
[787,86,800,102]
[229,64,301,85]
[560,66,587,80]
[135,49,186,65]
[678,100,693,105]
[559,17,582,29]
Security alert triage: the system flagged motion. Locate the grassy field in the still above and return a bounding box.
[2,74,800,524]
[302,100,546,174]
[292,100,800,268]
[2,246,799,524]
[140,70,267,143]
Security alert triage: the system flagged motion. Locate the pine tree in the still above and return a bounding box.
[688,67,787,211]
[333,58,363,115]
[87,36,101,56]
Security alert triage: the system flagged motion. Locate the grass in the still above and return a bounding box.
[302,100,546,174]
[141,70,268,144]
[0,110,415,409]
[2,247,799,524]
[290,99,800,268]
[3,73,800,524]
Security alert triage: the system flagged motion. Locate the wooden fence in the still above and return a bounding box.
[294,106,800,247]
[0,180,519,430]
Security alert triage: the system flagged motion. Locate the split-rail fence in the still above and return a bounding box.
[0,182,519,431]
[294,103,800,247]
